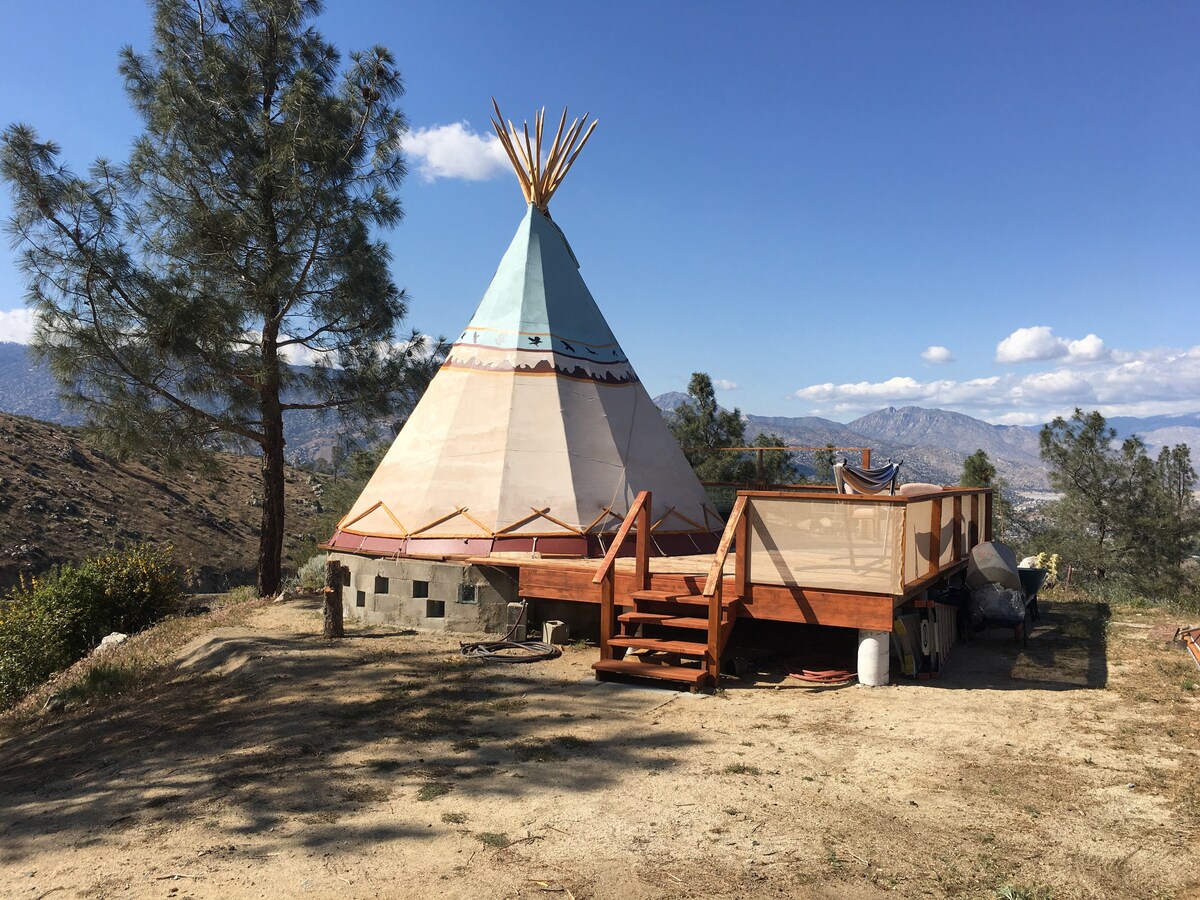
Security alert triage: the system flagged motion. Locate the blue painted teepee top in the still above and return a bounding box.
[445,205,635,384]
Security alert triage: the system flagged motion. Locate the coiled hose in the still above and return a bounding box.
[459,599,563,663]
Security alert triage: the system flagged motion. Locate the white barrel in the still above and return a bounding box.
[857,629,890,686]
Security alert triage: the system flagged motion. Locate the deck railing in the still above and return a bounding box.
[729,487,992,598]
[592,490,651,664]
[698,494,748,679]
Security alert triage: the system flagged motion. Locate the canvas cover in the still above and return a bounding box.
[747,496,904,595]
[330,206,720,557]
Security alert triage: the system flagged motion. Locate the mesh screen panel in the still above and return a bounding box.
[747,497,903,594]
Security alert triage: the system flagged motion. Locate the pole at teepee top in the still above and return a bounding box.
[490,100,598,214]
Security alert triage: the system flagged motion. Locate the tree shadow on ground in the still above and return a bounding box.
[934,598,1110,690]
[709,599,1109,692]
[0,608,705,862]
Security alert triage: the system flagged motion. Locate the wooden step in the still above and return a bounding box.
[629,589,736,608]
[593,658,709,687]
[618,611,711,630]
[609,636,708,657]
[628,589,690,602]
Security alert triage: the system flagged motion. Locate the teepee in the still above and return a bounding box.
[327,104,721,558]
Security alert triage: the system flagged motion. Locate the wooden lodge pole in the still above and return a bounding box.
[323,560,345,639]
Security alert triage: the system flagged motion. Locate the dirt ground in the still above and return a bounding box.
[1,594,1198,899]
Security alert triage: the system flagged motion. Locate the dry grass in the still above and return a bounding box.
[0,593,271,731]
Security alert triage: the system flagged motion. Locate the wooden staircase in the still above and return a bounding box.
[590,493,745,691]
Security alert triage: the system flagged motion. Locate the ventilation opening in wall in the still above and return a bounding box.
[355,590,366,608]
[413,580,429,599]
[374,575,389,594]
[425,599,446,618]
[457,583,478,604]
[342,568,352,587]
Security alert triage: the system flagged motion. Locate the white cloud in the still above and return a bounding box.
[995,325,1110,365]
[0,308,35,343]
[792,343,1200,422]
[713,378,739,391]
[921,345,955,364]
[995,325,1067,363]
[403,122,509,183]
[1065,333,1108,362]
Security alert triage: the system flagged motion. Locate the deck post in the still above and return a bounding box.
[983,490,994,542]
[707,578,722,684]
[928,497,943,577]
[734,500,750,599]
[634,492,651,591]
[951,495,963,561]
[598,570,616,661]
[862,448,871,468]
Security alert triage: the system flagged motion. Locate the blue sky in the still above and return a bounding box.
[1,1,1197,425]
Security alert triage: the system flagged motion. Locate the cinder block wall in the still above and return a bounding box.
[329,554,517,634]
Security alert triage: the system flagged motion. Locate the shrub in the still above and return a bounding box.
[225,585,260,603]
[296,554,329,591]
[0,545,184,707]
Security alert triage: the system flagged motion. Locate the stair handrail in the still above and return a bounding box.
[593,491,651,667]
[592,490,651,585]
[703,494,747,597]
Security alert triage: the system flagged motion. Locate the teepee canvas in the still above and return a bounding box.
[327,105,720,558]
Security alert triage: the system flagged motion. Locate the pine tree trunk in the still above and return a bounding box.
[258,408,286,597]
[323,560,345,638]
[258,319,286,597]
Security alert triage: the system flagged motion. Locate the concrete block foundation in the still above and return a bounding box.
[328,554,518,634]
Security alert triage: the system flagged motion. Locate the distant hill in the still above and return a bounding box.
[5,341,1197,492]
[652,391,693,413]
[0,342,364,465]
[655,396,1051,490]
[1107,413,1200,460]
[0,411,331,590]
[0,342,73,424]
[849,407,1043,464]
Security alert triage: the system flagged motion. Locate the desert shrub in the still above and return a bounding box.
[0,544,184,706]
[296,554,329,591]
[225,585,261,603]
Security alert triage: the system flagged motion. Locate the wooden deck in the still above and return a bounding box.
[488,552,904,632]
[482,486,991,689]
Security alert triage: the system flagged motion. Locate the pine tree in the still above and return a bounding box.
[1,0,440,594]
[668,373,796,486]
[1039,409,1199,590]
[960,448,1013,540]
[814,444,837,484]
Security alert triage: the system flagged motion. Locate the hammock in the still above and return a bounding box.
[833,459,903,495]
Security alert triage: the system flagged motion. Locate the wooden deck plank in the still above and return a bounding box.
[608,636,708,656]
[742,583,895,631]
[592,658,708,686]
[618,612,711,630]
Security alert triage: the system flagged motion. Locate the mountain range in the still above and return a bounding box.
[652,390,1200,493]
[4,342,1198,491]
